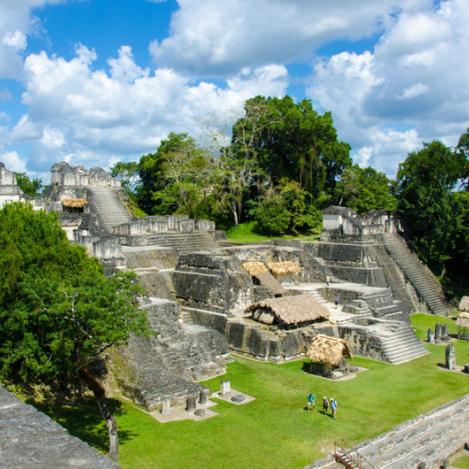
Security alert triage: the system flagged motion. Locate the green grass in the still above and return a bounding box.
[37,314,469,469]
[226,221,320,244]
[452,452,469,469]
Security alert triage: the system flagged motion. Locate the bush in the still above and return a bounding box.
[251,180,323,236]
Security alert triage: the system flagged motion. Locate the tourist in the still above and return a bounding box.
[334,296,340,307]
[330,398,337,420]
[322,396,329,415]
[307,392,316,411]
[326,275,330,287]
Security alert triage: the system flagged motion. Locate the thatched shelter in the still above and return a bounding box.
[266,261,301,278]
[305,335,353,377]
[244,293,330,328]
[243,261,268,276]
[61,198,87,212]
[457,312,469,341]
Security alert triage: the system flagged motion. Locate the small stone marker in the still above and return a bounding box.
[427,328,434,343]
[445,343,456,370]
[194,408,206,417]
[231,394,246,403]
[199,388,209,405]
[186,396,197,412]
[463,364,469,374]
[220,380,231,397]
[161,399,171,416]
[435,324,442,342]
[441,324,449,340]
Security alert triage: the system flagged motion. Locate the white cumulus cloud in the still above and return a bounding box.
[11,45,288,173]
[150,0,431,75]
[308,0,469,175]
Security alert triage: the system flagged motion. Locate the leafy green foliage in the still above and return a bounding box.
[15,173,43,197]
[251,181,322,236]
[231,96,352,197]
[110,161,140,197]
[335,165,397,213]
[138,132,213,218]
[0,203,148,388]
[396,139,469,284]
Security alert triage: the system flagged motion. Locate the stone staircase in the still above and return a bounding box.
[144,232,218,252]
[179,308,195,325]
[381,233,448,315]
[308,394,469,469]
[379,322,428,364]
[89,186,131,233]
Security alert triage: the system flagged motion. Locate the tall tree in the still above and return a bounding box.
[396,140,469,276]
[110,161,140,197]
[231,96,351,198]
[15,172,43,197]
[138,132,213,217]
[335,165,397,213]
[0,203,149,461]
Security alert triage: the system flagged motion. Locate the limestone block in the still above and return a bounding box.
[458,296,469,312]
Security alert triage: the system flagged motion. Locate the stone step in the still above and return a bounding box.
[308,395,469,469]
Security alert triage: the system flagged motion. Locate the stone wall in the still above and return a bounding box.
[0,162,23,208]
[322,206,400,237]
[112,216,215,237]
[174,252,255,315]
[50,162,121,188]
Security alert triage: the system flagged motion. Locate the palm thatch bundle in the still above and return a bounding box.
[306,335,353,366]
[266,260,301,277]
[243,261,269,276]
[457,312,469,328]
[61,198,88,208]
[245,293,330,326]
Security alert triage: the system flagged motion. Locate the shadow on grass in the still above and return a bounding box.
[32,397,137,452]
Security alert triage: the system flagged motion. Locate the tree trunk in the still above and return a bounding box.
[79,368,119,462]
[231,201,239,227]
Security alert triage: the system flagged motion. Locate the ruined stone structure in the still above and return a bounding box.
[2,162,447,414]
[0,162,24,208]
[0,385,118,469]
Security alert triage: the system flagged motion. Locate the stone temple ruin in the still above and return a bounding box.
[0,161,452,416]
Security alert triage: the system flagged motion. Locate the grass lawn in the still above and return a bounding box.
[226,221,320,244]
[452,451,469,469]
[38,314,469,469]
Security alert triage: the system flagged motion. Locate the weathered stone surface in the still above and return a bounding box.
[459,296,469,312]
[445,343,456,370]
[231,394,246,403]
[0,385,118,469]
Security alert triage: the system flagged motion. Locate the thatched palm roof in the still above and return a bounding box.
[306,335,353,366]
[245,293,330,326]
[62,198,87,208]
[457,312,469,328]
[243,261,268,276]
[266,261,300,277]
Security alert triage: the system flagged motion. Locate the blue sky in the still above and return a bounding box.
[0,0,468,180]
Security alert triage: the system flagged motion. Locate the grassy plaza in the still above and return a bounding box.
[38,314,469,469]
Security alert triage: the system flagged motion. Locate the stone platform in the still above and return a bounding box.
[0,385,118,469]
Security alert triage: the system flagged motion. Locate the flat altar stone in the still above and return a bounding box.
[231,394,246,403]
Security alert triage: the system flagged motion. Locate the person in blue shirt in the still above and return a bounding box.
[330,398,337,419]
[307,392,316,411]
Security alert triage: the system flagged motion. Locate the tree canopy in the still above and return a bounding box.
[396,139,469,287]
[0,203,149,459]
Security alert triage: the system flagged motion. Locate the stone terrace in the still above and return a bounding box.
[0,385,118,469]
[308,393,469,469]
